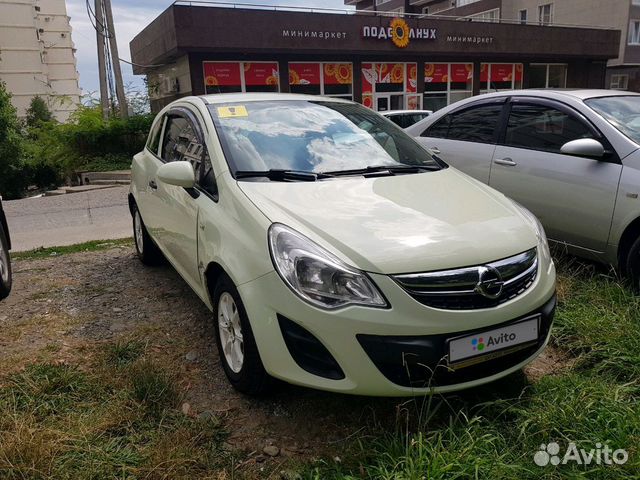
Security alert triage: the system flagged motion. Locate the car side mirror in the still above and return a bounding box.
[157,161,196,188]
[560,139,605,159]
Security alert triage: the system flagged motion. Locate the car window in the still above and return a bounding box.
[162,116,190,162]
[423,104,501,143]
[386,114,402,127]
[505,103,595,153]
[446,104,503,143]
[146,116,164,156]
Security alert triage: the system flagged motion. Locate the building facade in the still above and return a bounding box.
[0,0,82,122]
[131,3,619,113]
[353,0,640,92]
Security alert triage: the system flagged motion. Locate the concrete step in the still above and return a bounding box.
[44,189,68,196]
[63,185,119,194]
[80,170,131,185]
[90,179,130,186]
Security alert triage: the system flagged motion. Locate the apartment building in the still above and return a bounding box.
[0,0,82,122]
[350,0,640,92]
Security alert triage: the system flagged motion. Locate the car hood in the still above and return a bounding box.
[238,168,538,274]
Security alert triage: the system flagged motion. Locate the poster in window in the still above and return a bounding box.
[377,63,405,84]
[289,63,321,85]
[203,62,242,87]
[244,62,279,86]
[324,63,353,85]
[362,63,374,94]
[451,64,473,83]
[425,63,448,83]
[406,63,417,93]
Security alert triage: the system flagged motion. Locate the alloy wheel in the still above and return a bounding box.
[0,239,7,283]
[217,292,244,373]
[134,210,144,255]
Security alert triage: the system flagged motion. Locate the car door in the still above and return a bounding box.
[489,98,623,252]
[134,114,166,234]
[415,100,506,184]
[154,108,203,291]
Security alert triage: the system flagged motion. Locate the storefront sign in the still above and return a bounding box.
[282,30,347,40]
[362,18,436,48]
[446,35,494,44]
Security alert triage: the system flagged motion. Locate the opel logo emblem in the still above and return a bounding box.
[475,266,504,299]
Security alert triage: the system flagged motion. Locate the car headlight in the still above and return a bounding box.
[268,223,388,310]
[512,202,551,262]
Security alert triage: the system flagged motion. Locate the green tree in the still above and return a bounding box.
[25,95,54,127]
[0,82,27,199]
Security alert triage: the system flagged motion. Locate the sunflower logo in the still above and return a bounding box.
[205,76,218,86]
[390,18,410,48]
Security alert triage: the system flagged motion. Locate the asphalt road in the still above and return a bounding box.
[4,186,131,252]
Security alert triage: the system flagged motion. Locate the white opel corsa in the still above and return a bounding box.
[129,93,556,396]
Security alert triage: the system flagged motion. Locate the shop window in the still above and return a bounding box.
[323,63,353,98]
[480,63,523,92]
[424,63,473,111]
[610,74,629,90]
[629,20,640,45]
[289,63,321,95]
[203,62,242,94]
[203,61,279,94]
[529,64,567,89]
[362,63,418,111]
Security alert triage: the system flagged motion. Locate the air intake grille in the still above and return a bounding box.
[392,248,538,310]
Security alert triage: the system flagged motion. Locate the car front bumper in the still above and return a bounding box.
[238,259,556,396]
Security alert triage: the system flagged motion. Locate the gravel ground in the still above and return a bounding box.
[0,244,563,464]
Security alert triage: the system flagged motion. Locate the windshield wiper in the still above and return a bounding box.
[321,164,440,177]
[234,169,333,182]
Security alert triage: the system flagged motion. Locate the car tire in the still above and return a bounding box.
[0,222,12,300]
[213,274,271,395]
[132,205,163,266]
[627,236,640,293]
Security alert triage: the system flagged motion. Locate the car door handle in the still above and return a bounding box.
[148,180,158,190]
[430,147,441,154]
[494,158,517,167]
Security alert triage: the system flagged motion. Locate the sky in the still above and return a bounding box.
[66,0,352,97]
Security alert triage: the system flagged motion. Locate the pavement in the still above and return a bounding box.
[4,186,132,252]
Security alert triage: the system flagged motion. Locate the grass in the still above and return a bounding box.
[299,258,640,479]
[12,238,133,260]
[0,354,228,479]
[2,252,639,478]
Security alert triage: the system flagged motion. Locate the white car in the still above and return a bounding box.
[407,90,640,290]
[129,93,556,396]
[381,109,432,129]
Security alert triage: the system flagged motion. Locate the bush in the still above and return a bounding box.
[0,82,28,199]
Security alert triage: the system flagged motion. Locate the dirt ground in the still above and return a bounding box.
[0,244,566,467]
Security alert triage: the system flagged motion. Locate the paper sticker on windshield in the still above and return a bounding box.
[217,105,248,118]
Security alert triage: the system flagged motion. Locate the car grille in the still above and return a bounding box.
[392,248,538,310]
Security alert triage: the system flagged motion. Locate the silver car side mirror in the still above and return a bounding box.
[157,161,196,188]
[560,138,605,159]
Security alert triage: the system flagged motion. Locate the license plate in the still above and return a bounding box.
[448,316,540,367]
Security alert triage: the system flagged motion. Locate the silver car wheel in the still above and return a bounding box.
[218,292,244,373]
[0,238,8,283]
[134,210,144,255]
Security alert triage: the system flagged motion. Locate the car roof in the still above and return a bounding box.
[463,89,640,103]
[199,92,354,105]
[381,110,432,115]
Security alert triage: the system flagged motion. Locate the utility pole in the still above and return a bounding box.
[94,0,109,120]
[103,0,128,118]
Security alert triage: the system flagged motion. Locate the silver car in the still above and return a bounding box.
[407,90,640,289]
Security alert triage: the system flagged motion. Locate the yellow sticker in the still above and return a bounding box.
[217,105,248,118]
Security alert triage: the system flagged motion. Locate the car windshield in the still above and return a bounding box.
[207,100,441,176]
[585,95,640,144]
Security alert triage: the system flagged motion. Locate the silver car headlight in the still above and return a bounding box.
[268,223,388,310]
[512,202,552,263]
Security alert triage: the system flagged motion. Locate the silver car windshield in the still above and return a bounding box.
[207,100,440,176]
[585,96,640,144]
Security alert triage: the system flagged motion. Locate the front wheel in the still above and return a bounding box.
[626,236,640,293]
[0,222,12,300]
[213,274,271,395]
